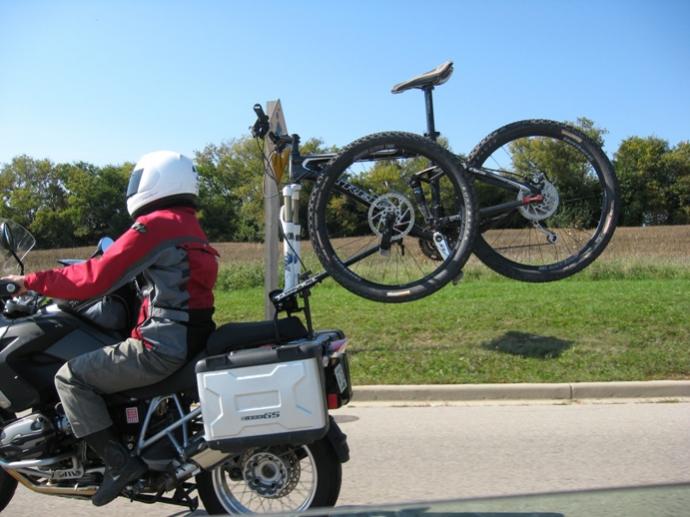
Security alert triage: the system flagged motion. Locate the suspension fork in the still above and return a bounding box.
[281,183,302,291]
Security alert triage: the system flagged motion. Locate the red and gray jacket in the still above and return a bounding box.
[24,206,219,359]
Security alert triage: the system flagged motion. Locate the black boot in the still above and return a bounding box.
[83,427,147,506]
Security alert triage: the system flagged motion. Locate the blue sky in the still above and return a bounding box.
[0,0,688,166]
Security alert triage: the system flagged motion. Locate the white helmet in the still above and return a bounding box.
[127,151,199,218]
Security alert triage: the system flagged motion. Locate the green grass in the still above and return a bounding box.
[214,277,690,385]
[214,258,690,290]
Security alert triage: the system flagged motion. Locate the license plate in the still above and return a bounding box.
[334,362,348,393]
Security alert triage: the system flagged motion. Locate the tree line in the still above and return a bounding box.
[0,119,688,249]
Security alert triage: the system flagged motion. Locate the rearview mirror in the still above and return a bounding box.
[97,237,114,255]
[0,223,16,253]
[89,236,115,259]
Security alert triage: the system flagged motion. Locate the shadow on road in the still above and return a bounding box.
[481,331,573,359]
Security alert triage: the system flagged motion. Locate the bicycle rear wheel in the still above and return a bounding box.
[468,119,619,282]
[308,132,477,303]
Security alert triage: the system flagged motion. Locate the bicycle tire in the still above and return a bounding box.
[468,119,619,282]
[308,131,477,303]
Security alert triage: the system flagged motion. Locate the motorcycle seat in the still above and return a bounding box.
[110,316,309,402]
[205,317,308,356]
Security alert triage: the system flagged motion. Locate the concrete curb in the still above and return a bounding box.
[351,380,690,403]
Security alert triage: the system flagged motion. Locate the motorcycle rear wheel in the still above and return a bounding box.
[196,439,341,514]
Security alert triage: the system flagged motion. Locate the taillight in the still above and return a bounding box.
[327,393,340,409]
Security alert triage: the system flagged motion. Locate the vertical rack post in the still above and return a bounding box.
[263,100,288,319]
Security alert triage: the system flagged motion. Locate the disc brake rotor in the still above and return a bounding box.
[240,449,300,499]
[367,193,415,240]
[518,181,559,221]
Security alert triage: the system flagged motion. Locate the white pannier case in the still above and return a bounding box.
[195,342,328,451]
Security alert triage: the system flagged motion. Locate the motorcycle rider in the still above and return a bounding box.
[2,151,219,506]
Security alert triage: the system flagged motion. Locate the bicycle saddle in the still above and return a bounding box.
[391,61,454,94]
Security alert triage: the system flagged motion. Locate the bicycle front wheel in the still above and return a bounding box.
[308,132,477,303]
[468,120,620,282]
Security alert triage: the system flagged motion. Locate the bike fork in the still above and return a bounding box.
[281,183,301,290]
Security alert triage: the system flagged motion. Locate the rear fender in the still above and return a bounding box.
[325,416,349,463]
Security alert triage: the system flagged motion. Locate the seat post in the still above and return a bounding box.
[423,86,440,141]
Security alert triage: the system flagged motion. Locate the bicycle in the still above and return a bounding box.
[252,61,620,306]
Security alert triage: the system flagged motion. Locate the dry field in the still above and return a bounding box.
[12,225,690,276]
[18,241,268,273]
[593,225,690,264]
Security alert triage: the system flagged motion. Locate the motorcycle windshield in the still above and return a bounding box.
[0,220,36,275]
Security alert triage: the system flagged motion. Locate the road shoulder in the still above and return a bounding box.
[351,380,690,406]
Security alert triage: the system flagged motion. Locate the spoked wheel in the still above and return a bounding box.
[308,131,477,303]
[196,440,341,514]
[468,120,619,282]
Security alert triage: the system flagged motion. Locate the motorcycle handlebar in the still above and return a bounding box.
[0,281,19,298]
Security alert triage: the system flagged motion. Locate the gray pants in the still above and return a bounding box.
[55,338,185,438]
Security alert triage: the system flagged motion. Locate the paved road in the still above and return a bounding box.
[5,402,690,515]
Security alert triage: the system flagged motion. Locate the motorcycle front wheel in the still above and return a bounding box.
[196,439,341,514]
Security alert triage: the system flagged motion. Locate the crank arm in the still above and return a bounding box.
[432,231,451,260]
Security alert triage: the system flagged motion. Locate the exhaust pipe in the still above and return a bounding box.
[4,469,97,497]
[2,439,232,497]
[0,453,98,497]
[184,434,233,471]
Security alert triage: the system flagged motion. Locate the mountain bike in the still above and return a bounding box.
[252,61,619,304]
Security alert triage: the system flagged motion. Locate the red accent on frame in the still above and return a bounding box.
[522,194,544,205]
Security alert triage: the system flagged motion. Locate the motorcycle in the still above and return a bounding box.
[0,220,352,514]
